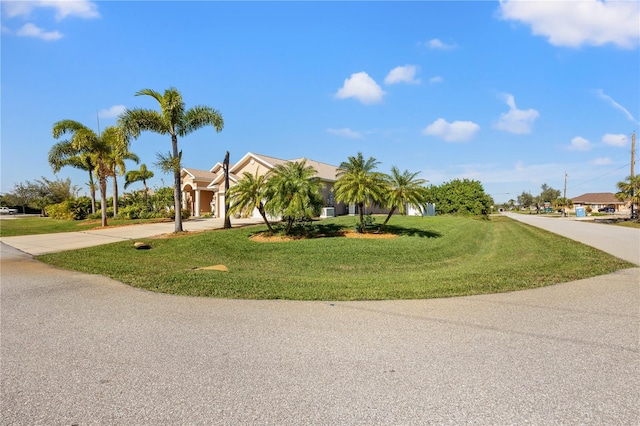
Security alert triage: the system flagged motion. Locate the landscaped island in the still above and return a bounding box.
[37,215,633,301]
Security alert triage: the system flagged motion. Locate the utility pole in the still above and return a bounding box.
[223,151,232,229]
[563,172,568,217]
[631,132,636,219]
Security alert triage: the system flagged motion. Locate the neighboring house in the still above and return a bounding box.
[181,152,349,218]
[570,192,628,213]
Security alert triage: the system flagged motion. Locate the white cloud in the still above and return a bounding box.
[601,133,628,147]
[98,105,126,119]
[3,0,100,21]
[429,76,443,84]
[591,157,613,166]
[568,136,592,151]
[384,65,421,85]
[596,90,640,125]
[494,93,539,134]
[422,118,480,142]
[16,23,63,41]
[326,128,363,139]
[498,0,640,49]
[335,72,385,105]
[427,38,457,50]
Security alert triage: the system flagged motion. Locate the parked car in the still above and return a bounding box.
[0,206,18,215]
[597,207,615,213]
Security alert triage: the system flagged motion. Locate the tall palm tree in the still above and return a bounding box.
[265,160,323,235]
[48,144,97,213]
[334,152,388,230]
[616,174,640,218]
[380,166,428,230]
[52,120,116,227]
[102,128,139,218]
[124,163,155,201]
[226,167,274,233]
[119,87,224,232]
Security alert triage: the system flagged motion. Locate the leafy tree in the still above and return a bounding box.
[426,178,492,216]
[334,152,388,231]
[52,120,118,227]
[616,174,640,218]
[517,191,534,209]
[3,177,76,216]
[226,167,274,233]
[380,166,428,230]
[119,87,224,232]
[124,163,155,201]
[265,160,323,235]
[48,143,97,214]
[539,183,561,203]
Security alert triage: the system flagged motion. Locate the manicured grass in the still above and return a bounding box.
[37,215,634,300]
[0,217,172,237]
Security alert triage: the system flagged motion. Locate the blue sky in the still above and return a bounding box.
[1,0,638,204]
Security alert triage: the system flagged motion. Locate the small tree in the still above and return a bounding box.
[616,175,640,219]
[334,152,388,231]
[125,164,155,201]
[226,167,274,233]
[265,160,323,235]
[380,166,428,230]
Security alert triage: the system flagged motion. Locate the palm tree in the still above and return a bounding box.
[265,160,323,235]
[102,129,139,218]
[333,152,388,230]
[52,120,116,227]
[48,144,97,213]
[616,174,640,218]
[226,167,274,233]
[119,87,224,232]
[380,166,428,230]
[124,164,155,201]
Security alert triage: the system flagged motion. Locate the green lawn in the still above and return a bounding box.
[36,215,634,301]
[0,217,172,237]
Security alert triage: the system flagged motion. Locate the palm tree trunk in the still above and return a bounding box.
[380,206,397,231]
[171,133,183,233]
[358,202,364,229]
[258,205,274,233]
[88,170,96,214]
[112,171,119,218]
[98,160,108,227]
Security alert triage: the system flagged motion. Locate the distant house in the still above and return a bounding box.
[570,192,627,213]
[181,152,349,218]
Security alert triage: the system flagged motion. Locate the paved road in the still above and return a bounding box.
[1,216,639,424]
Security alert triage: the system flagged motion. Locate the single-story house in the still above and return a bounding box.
[181,152,351,218]
[570,192,628,213]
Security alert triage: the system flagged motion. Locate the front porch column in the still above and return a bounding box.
[181,191,186,210]
[195,189,201,217]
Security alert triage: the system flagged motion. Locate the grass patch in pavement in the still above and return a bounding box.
[0,217,172,237]
[37,215,634,301]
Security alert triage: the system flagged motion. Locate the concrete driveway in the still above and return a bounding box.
[1,215,638,424]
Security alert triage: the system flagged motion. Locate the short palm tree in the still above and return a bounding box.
[334,152,388,230]
[48,145,97,214]
[265,160,323,235]
[226,167,274,233]
[380,166,428,230]
[616,174,640,218]
[124,164,155,201]
[52,120,116,227]
[119,87,224,232]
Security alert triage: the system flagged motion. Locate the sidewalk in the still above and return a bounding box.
[0,217,264,256]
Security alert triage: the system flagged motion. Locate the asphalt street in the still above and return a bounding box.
[1,214,638,424]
